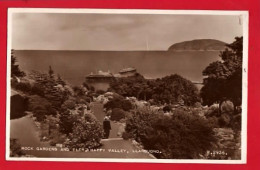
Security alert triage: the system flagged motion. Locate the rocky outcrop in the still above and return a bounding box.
[11,92,28,119]
[168,39,226,51]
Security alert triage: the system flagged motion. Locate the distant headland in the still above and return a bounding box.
[168,39,226,51]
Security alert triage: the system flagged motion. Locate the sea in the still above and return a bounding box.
[14,50,221,86]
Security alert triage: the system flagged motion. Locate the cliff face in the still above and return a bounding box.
[168,39,227,51]
[11,89,28,119]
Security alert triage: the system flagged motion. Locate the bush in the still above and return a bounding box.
[125,108,216,159]
[104,98,119,110]
[122,132,133,140]
[205,105,219,117]
[59,110,77,134]
[31,83,45,96]
[84,96,92,103]
[34,110,46,121]
[231,114,241,131]
[121,100,133,111]
[62,98,76,110]
[76,97,87,105]
[221,101,234,114]
[219,113,231,127]
[65,114,103,149]
[111,108,126,121]
[12,81,32,92]
[207,116,220,128]
[28,95,56,121]
[10,138,25,157]
[163,105,171,113]
[49,130,66,146]
[110,74,200,105]
[104,97,132,111]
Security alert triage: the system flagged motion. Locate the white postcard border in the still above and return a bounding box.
[6,8,249,164]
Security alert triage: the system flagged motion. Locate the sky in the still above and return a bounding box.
[11,12,243,51]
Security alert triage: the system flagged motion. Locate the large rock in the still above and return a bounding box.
[10,93,28,119]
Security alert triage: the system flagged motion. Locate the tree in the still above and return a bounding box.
[125,107,216,159]
[201,37,243,114]
[29,70,71,110]
[11,50,25,78]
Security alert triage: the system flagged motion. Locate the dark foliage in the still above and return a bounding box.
[10,94,28,119]
[65,114,103,149]
[11,80,32,92]
[29,70,71,110]
[122,132,133,140]
[110,108,126,121]
[73,86,85,96]
[163,105,171,113]
[10,138,25,157]
[11,50,25,78]
[201,37,243,114]
[62,98,76,110]
[109,74,200,106]
[125,108,216,159]
[59,110,77,134]
[28,95,56,121]
[104,96,132,111]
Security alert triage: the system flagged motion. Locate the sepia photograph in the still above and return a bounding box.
[6,8,248,163]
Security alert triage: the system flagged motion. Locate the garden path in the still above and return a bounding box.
[9,102,154,159]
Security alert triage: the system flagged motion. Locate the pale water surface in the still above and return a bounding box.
[15,50,221,85]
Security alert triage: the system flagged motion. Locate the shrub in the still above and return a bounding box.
[59,110,77,134]
[10,138,25,157]
[111,108,126,121]
[122,132,133,140]
[62,98,76,110]
[84,96,92,103]
[231,114,241,131]
[219,113,231,127]
[221,101,234,114]
[12,81,32,93]
[207,116,220,128]
[76,97,87,105]
[205,104,219,117]
[125,108,216,159]
[104,97,132,111]
[31,83,45,96]
[163,105,171,113]
[121,100,133,111]
[49,130,67,146]
[28,95,56,120]
[73,86,86,96]
[104,98,119,110]
[65,114,103,149]
[110,74,200,105]
[34,110,46,121]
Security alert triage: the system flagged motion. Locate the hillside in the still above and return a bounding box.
[168,39,227,51]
